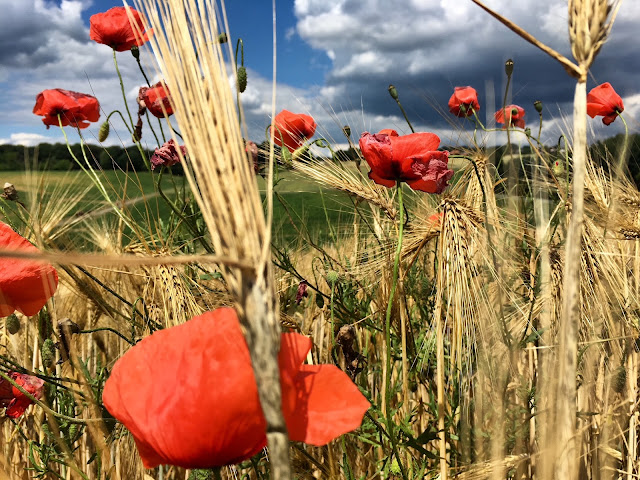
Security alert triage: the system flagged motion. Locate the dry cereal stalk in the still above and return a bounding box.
[130,0,290,476]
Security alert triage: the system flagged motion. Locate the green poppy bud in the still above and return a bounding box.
[525,127,531,137]
[5,314,20,335]
[237,66,247,93]
[41,338,56,368]
[534,100,543,113]
[98,121,110,142]
[388,84,399,101]
[612,365,627,394]
[505,59,514,76]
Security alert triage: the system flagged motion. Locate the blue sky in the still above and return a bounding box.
[1,0,640,149]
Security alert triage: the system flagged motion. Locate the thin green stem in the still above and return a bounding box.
[383,180,408,480]
[113,50,135,131]
[394,99,415,133]
[79,327,134,346]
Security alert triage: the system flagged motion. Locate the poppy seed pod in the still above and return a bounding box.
[534,100,543,113]
[388,84,399,100]
[505,59,514,76]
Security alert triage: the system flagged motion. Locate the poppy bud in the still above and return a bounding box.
[217,33,228,44]
[130,45,140,60]
[5,314,20,335]
[388,84,399,101]
[534,100,543,113]
[41,338,56,368]
[505,59,514,76]
[326,270,339,285]
[612,365,626,394]
[552,160,565,177]
[343,125,351,138]
[237,66,247,93]
[525,127,531,137]
[98,121,110,142]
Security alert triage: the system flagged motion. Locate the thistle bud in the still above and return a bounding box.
[342,125,351,138]
[388,84,399,101]
[505,59,514,76]
[326,270,339,285]
[612,365,627,394]
[130,45,140,60]
[41,338,56,368]
[98,121,110,142]
[237,66,247,93]
[5,314,20,335]
[534,100,543,113]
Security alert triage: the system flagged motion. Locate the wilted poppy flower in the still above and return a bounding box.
[138,82,174,118]
[296,280,309,305]
[359,130,454,194]
[494,105,526,129]
[150,139,186,170]
[33,89,100,129]
[90,6,152,52]
[0,372,45,418]
[270,110,317,152]
[587,82,624,125]
[102,308,370,469]
[0,222,58,317]
[448,86,480,117]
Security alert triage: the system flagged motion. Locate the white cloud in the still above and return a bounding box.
[0,132,61,146]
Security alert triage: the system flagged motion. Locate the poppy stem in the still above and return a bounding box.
[112,50,136,136]
[382,181,408,480]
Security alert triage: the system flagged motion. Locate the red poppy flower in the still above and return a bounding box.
[90,6,152,52]
[102,308,370,469]
[150,139,186,170]
[270,110,317,152]
[139,82,174,118]
[494,105,526,129]
[33,89,100,129]
[0,372,44,418]
[359,130,454,194]
[587,82,624,125]
[0,222,58,317]
[448,86,480,117]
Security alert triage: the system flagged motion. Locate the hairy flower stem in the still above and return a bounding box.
[113,50,136,132]
[383,181,408,480]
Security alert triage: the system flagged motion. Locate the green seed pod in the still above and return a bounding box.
[217,33,228,44]
[534,100,543,113]
[5,314,20,335]
[98,121,110,142]
[612,365,627,394]
[237,66,247,93]
[130,45,140,60]
[41,338,56,368]
[342,125,351,138]
[388,84,399,100]
[505,59,514,76]
[315,293,325,309]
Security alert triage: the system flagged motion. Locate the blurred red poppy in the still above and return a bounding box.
[494,105,525,129]
[90,6,152,52]
[448,86,480,117]
[0,372,44,418]
[139,82,174,118]
[270,110,316,152]
[0,222,58,317]
[587,82,624,125]
[33,89,100,129]
[359,130,453,194]
[102,308,370,469]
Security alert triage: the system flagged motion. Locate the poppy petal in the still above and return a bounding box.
[390,132,441,162]
[359,132,395,180]
[284,364,370,445]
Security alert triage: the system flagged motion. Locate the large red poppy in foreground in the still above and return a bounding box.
[102,308,370,469]
[359,129,453,194]
[0,372,44,418]
[33,89,100,129]
[587,82,624,126]
[0,222,58,317]
[270,110,317,152]
[90,6,152,52]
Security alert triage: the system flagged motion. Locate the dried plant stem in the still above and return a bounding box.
[433,230,447,480]
[555,80,587,480]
